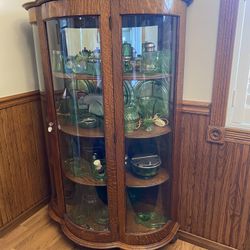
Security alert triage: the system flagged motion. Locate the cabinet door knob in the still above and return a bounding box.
[48,122,54,133]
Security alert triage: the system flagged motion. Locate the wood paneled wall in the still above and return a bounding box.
[176,107,250,250]
[0,91,49,235]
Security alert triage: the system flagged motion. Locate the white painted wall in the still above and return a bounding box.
[183,0,220,102]
[0,0,220,101]
[0,0,38,98]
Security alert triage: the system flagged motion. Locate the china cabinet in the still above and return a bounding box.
[23,0,192,249]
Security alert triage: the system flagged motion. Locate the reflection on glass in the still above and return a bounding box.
[46,16,108,231]
[64,179,109,231]
[122,15,177,233]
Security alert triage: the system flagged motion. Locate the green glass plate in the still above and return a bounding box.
[123,80,134,107]
[77,80,95,93]
[135,79,170,118]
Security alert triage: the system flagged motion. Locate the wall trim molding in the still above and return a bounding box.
[210,0,239,126]
[179,100,211,116]
[207,125,225,144]
[0,196,49,237]
[178,230,237,250]
[0,90,40,110]
[225,128,250,145]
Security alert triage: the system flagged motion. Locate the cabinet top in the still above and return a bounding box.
[23,0,193,10]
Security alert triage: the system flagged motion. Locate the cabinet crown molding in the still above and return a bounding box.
[24,0,194,10]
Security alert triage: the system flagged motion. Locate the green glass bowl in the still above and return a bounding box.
[135,212,167,229]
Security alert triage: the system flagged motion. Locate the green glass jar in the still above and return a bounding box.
[142,53,158,73]
[123,56,133,73]
[122,42,132,58]
[87,58,101,76]
[124,104,140,133]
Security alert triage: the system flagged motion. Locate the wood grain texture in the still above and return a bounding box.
[126,168,169,188]
[0,91,40,110]
[176,112,250,250]
[60,125,104,138]
[36,5,66,217]
[179,101,211,116]
[27,0,186,248]
[41,0,101,20]
[179,231,237,250]
[0,93,49,231]
[62,169,107,186]
[126,126,171,139]
[210,0,239,126]
[110,0,127,243]
[0,206,204,250]
[120,0,185,15]
[99,0,119,242]
[225,128,250,145]
[28,7,37,23]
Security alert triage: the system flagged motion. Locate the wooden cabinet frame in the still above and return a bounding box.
[23,0,192,248]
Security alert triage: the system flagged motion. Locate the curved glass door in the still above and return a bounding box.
[122,15,177,233]
[46,16,109,232]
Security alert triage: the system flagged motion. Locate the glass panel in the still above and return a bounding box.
[46,16,109,231]
[122,15,177,233]
[64,179,109,231]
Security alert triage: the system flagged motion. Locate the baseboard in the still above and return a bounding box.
[0,196,49,237]
[178,230,237,250]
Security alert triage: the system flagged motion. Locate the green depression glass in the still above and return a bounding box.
[124,104,140,133]
[122,42,133,57]
[64,157,90,177]
[123,57,133,73]
[87,58,101,76]
[157,50,172,74]
[78,115,97,128]
[142,51,158,73]
[95,207,109,226]
[135,212,167,229]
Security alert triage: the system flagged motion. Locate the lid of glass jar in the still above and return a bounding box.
[144,42,156,51]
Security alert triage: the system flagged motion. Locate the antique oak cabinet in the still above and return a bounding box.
[23,0,192,249]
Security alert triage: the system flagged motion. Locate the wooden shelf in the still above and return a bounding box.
[60,124,170,139]
[53,72,101,81]
[123,72,171,81]
[63,168,106,186]
[126,168,169,188]
[60,124,104,138]
[126,125,171,139]
[126,203,169,234]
